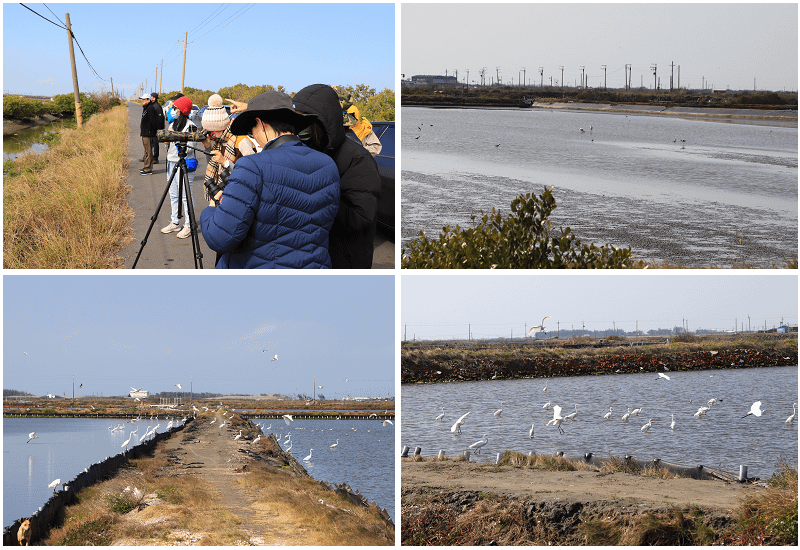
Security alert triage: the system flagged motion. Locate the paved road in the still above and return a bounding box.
[119,102,395,269]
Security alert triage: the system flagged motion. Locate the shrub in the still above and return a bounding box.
[3,95,47,119]
[52,92,100,117]
[402,187,645,269]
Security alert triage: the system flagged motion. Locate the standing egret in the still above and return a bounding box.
[491,372,498,380]
[468,434,490,454]
[493,402,504,418]
[630,407,642,417]
[451,412,470,434]
[234,430,242,441]
[656,373,670,381]
[708,398,722,406]
[670,414,676,431]
[121,431,135,450]
[528,423,535,438]
[303,449,314,462]
[603,407,613,420]
[435,407,446,421]
[542,381,547,392]
[331,439,339,449]
[27,432,38,443]
[547,405,565,435]
[565,404,579,421]
[286,440,293,453]
[742,401,770,419]
[48,479,61,493]
[283,414,293,426]
[621,408,632,422]
[787,403,797,424]
[253,435,261,445]
[641,419,654,433]
[542,401,552,410]
[139,426,152,442]
[528,316,552,336]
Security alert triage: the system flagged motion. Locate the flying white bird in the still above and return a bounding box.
[383,419,393,426]
[528,316,552,335]
[272,355,278,361]
[435,407,446,421]
[175,384,182,390]
[786,403,797,424]
[27,432,38,443]
[468,434,490,454]
[23,352,28,355]
[547,405,565,434]
[656,373,670,381]
[451,412,470,434]
[741,401,770,419]
[283,414,293,426]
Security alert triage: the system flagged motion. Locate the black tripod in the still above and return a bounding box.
[132,143,204,268]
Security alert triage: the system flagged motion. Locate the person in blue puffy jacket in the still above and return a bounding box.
[200,91,340,269]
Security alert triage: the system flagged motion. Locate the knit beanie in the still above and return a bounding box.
[202,94,229,132]
[173,96,193,115]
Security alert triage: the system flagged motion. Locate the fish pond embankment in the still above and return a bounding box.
[401,334,797,383]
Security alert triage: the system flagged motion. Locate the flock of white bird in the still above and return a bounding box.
[436,375,797,457]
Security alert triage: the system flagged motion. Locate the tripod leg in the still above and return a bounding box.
[132,161,181,268]
[180,161,204,269]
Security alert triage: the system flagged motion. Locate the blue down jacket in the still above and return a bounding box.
[200,139,340,268]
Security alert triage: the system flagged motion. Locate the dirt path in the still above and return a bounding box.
[403,460,766,511]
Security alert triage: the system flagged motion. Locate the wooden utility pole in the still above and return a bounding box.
[181,32,188,93]
[159,59,163,94]
[110,77,114,96]
[155,67,158,95]
[64,13,82,128]
[72,375,75,404]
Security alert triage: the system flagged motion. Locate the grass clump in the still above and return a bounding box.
[3,104,133,268]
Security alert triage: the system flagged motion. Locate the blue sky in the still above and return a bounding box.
[4,274,395,399]
[403,3,798,92]
[3,3,395,97]
[401,274,799,340]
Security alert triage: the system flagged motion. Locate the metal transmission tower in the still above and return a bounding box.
[479,68,486,87]
[539,67,544,87]
[651,64,657,90]
[496,67,502,86]
[624,64,631,90]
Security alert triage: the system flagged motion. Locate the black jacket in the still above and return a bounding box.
[293,84,381,269]
[140,101,159,137]
[151,100,165,130]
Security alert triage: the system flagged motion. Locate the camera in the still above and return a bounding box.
[156,128,210,143]
[204,162,232,205]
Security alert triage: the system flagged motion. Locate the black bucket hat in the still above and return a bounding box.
[229,91,317,136]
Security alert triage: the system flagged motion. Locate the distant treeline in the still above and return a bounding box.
[3,389,33,397]
[3,91,123,120]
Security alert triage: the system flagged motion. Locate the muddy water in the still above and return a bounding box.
[3,119,75,161]
[402,106,798,267]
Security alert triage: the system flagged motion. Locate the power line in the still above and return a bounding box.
[193,4,256,45]
[19,3,66,29]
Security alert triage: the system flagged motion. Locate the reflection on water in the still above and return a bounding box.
[401,366,797,478]
[402,107,798,267]
[3,119,74,161]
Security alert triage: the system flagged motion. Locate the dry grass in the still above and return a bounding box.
[3,104,133,268]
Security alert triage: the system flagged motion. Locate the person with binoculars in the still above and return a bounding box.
[199,91,340,269]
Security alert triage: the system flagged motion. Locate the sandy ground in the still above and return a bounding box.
[402,460,766,511]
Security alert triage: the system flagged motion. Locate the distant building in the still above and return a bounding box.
[405,75,459,87]
[129,390,148,399]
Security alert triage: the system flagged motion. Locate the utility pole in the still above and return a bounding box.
[181,31,188,93]
[110,77,114,96]
[72,375,75,404]
[670,61,674,91]
[521,67,526,88]
[159,59,163,95]
[651,64,657,90]
[580,66,585,88]
[496,67,501,86]
[559,66,564,89]
[539,67,544,87]
[155,67,158,95]
[602,65,607,89]
[64,13,83,128]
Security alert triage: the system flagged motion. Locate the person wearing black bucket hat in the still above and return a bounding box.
[200,91,341,269]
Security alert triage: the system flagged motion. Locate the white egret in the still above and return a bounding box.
[175,384,182,390]
[493,402,504,418]
[670,414,676,431]
[641,419,653,433]
[303,449,314,462]
[528,316,552,336]
[603,407,613,420]
[234,430,242,441]
[331,439,339,449]
[491,372,498,380]
[528,423,535,438]
[272,355,279,361]
[283,415,293,426]
[139,426,152,442]
[435,407,446,421]
[656,373,670,381]
[630,407,642,417]
[318,385,323,389]
[621,408,632,422]
[565,404,579,421]
[787,403,797,424]
[708,398,722,406]
[27,432,38,443]
[468,434,490,454]
[451,412,470,434]
[741,401,770,419]
[121,431,135,449]
[543,401,552,410]
[253,435,261,445]
[210,418,217,424]
[286,440,293,453]
[48,479,61,493]
[547,405,565,435]
[383,419,393,426]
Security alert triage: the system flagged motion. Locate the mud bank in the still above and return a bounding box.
[401,460,769,545]
[3,113,64,135]
[401,339,797,383]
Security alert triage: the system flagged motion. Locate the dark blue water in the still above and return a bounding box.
[402,106,798,267]
[401,366,797,478]
[3,416,394,527]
